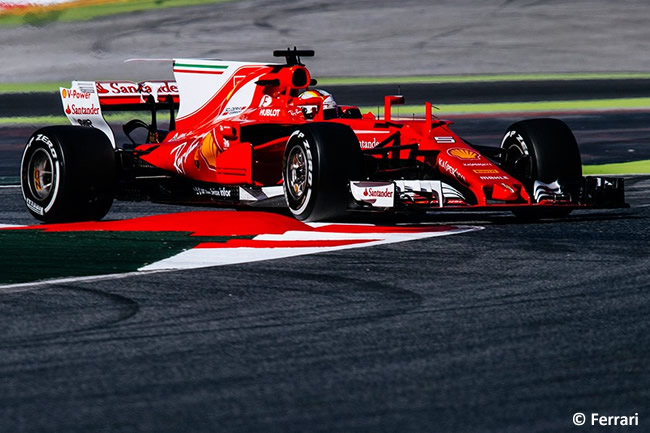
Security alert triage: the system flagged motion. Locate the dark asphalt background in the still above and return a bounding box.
[0,180,648,433]
[1,79,649,431]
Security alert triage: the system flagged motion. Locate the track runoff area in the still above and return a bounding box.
[0,0,231,25]
[1,73,648,287]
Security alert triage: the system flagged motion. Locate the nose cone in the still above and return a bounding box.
[491,183,521,201]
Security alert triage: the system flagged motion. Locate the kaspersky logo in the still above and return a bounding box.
[0,211,480,287]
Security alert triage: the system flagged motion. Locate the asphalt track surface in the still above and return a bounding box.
[1,178,649,433]
[1,109,649,432]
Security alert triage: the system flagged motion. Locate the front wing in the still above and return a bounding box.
[117,169,625,215]
[348,176,627,212]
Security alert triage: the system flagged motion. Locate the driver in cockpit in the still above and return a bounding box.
[296,88,339,120]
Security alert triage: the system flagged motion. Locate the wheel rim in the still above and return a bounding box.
[504,143,532,181]
[286,146,308,200]
[27,148,55,201]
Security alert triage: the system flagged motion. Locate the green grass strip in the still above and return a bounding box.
[360,97,650,116]
[0,0,232,27]
[0,116,67,126]
[583,160,650,175]
[0,113,141,126]
[0,82,68,93]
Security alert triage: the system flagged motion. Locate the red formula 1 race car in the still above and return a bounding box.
[21,49,625,223]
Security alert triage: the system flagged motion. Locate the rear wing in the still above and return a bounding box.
[60,80,179,147]
[94,80,179,109]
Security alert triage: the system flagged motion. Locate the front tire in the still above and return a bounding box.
[500,118,582,219]
[282,123,362,221]
[21,126,116,223]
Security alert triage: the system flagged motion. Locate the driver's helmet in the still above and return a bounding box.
[297,89,338,119]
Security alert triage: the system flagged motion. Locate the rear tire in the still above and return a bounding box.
[21,126,116,223]
[500,118,582,219]
[282,123,362,221]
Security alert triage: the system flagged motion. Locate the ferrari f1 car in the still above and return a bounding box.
[21,49,625,223]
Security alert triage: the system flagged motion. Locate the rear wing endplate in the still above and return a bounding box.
[60,80,179,148]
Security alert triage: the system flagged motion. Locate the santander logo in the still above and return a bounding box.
[95,81,179,96]
[66,104,100,115]
[359,138,380,149]
[363,188,393,198]
[95,82,110,94]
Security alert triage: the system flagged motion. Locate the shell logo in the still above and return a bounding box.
[199,131,219,170]
[447,148,480,160]
[61,89,67,98]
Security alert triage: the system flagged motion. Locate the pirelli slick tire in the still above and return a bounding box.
[282,123,362,222]
[21,126,116,223]
[501,118,582,219]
